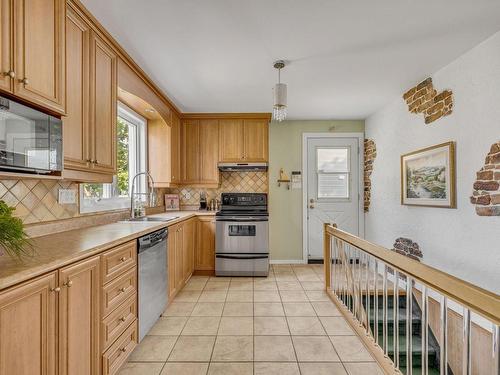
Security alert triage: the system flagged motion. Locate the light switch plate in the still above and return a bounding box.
[58,189,77,204]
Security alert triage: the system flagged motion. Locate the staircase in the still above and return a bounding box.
[362,293,453,375]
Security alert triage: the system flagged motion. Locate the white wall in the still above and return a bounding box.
[365,31,500,293]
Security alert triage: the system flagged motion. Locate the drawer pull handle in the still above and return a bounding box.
[119,287,126,293]
[50,287,61,293]
[120,257,126,262]
[63,280,73,288]
[119,316,126,322]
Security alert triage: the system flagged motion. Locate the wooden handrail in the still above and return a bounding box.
[325,224,500,325]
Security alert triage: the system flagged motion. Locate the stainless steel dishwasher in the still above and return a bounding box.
[138,228,168,341]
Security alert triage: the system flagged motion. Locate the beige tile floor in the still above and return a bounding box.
[119,264,384,375]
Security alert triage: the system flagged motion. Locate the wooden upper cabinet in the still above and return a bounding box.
[90,31,117,174]
[13,0,65,114]
[181,119,219,185]
[243,119,268,162]
[199,119,219,184]
[0,0,11,92]
[0,272,57,375]
[218,118,269,162]
[58,256,100,375]
[64,5,90,172]
[219,119,244,162]
[170,112,181,184]
[181,119,200,183]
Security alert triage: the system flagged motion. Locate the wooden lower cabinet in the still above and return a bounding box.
[195,216,216,271]
[102,321,137,375]
[58,256,101,375]
[168,218,197,299]
[0,272,57,375]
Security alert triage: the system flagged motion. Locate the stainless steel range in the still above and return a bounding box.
[215,193,269,277]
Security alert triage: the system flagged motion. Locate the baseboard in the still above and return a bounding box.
[269,259,306,264]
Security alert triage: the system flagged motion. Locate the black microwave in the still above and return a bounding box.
[0,96,62,175]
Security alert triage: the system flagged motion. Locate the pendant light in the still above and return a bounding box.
[273,60,287,122]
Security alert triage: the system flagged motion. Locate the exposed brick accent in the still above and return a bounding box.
[471,141,500,216]
[393,237,423,261]
[402,78,453,124]
[364,139,376,212]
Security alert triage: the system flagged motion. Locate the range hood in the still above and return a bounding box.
[218,162,268,172]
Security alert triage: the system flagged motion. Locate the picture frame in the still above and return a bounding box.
[401,141,456,208]
[164,194,180,211]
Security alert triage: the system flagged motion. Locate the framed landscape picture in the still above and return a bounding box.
[401,142,456,208]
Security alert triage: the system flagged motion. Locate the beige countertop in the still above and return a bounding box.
[0,210,215,291]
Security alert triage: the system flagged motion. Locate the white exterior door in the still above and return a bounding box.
[306,136,361,259]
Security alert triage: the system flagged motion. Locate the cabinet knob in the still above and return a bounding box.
[50,287,61,293]
[63,280,73,288]
[86,159,92,163]
[20,77,29,85]
[119,316,126,322]
[119,287,126,293]
[5,70,15,78]
[119,347,126,353]
[120,256,126,262]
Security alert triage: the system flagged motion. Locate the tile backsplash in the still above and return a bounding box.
[0,171,267,225]
[168,171,268,206]
[0,179,80,224]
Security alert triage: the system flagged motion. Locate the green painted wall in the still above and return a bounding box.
[268,120,365,261]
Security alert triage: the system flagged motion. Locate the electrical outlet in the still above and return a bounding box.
[58,189,77,204]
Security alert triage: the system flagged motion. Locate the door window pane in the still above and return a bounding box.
[318,173,349,198]
[317,148,349,172]
[316,147,350,199]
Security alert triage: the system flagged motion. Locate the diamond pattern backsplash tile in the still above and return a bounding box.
[168,171,268,206]
[0,180,80,224]
[0,172,267,225]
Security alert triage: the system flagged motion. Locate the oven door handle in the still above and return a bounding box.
[216,254,269,260]
[216,217,268,222]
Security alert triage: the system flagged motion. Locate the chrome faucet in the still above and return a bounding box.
[130,171,157,219]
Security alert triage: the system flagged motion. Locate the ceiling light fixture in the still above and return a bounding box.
[273,60,287,122]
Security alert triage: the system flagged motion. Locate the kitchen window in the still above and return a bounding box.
[80,103,147,213]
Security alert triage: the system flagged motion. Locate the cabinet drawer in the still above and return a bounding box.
[101,241,137,284]
[102,267,136,317]
[102,320,137,375]
[101,293,137,351]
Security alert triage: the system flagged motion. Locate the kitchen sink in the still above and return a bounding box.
[120,216,179,223]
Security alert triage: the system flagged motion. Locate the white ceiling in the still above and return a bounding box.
[82,0,500,119]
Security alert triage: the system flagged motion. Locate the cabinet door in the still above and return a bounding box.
[90,31,117,174]
[182,218,195,281]
[0,0,11,92]
[199,119,219,184]
[174,225,184,290]
[167,223,178,299]
[181,119,200,183]
[63,5,91,172]
[219,119,244,162]
[13,0,65,113]
[195,217,215,271]
[243,119,268,162]
[0,272,57,375]
[58,256,100,375]
[170,112,181,184]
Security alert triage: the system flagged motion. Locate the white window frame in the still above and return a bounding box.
[79,102,147,214]
[316,146,351,200]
